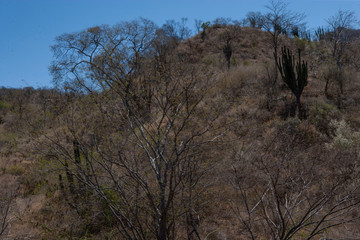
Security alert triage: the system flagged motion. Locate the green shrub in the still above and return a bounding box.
[202,55,217,67]
[0,101,10,110]
[242,59,251,66]
[308,102,339,136]
[6,164,25,175]
[279,117,302,135]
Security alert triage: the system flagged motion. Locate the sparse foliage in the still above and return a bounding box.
[232,121,360,240]
[219,26,241,70]
[245,12,264,29]
[162,18,192,42]
[49,18,219,239]
[326,10,358,96]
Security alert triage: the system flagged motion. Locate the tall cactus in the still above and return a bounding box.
[276,46,308,118]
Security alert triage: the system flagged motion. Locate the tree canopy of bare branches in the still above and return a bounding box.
[49,18,220,240]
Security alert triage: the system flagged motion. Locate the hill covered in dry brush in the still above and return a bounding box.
[1,14,360,239]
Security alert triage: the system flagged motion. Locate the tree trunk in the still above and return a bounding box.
[324,78,330,99]
[296,95,302,119]
[336,59,344,94]
[158,180,168,240]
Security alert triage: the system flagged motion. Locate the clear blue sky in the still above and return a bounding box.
[0,0,359,89]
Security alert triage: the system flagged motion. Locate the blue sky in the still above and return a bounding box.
[0,0,359,88]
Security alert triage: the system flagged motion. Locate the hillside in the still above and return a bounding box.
[1,23,360,239]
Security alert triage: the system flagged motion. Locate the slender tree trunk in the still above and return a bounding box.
[336,60,344,94]
[273,34,279,85]
[158,179,168,240]
[158,213,167,240]
[324,78,330,99]
[296,95,302,119]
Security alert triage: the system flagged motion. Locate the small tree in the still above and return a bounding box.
[232,122,360,240]
[326,10,357,95]
[223,39,233,70]
[161,18,191,42]
[0,196,11,236]
[261,0,306,83]
[194,19,203,33]
[276,47,308,118]
[200,21,210,40]
[245,11,263,29]
[214,25,241,70]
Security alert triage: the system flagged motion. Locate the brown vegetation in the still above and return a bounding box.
[1,11,360,239]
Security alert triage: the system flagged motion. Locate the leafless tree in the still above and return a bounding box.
[194,19,203,33]
[0,195,12,236]
[232,122,360,239]
[325,10,358,95]
[245,12,264,29]
[49,18,219,239]
[261,0,306,82]
[219,26,241,70]
[208,24,241,70]
[161,18,192,42]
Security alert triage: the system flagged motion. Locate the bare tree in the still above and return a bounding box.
[261,0,306,83]
[232,122,360,240]
[208,24,241,70]
[220,26,241,70]
[212,17,232,28]
[325,10,358,95]
[194,19,203,33]
[245,11,264,29]
[49,18,219,239]
[0,195,12,236]
[161,18,192,42]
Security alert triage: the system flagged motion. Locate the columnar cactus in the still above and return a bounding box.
[276,47,308,118]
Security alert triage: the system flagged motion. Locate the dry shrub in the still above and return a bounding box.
[319,64,357,109]
[308,101,340,136]
[230,115,360,239]
[6,164,25,176]
[217,64,264,103]
[326,119,360,152]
